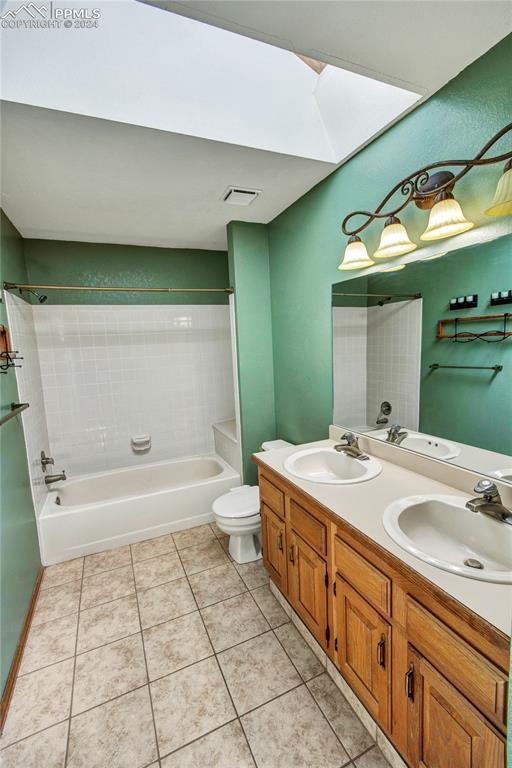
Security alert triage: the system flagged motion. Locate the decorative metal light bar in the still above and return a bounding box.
[338,123,512,271]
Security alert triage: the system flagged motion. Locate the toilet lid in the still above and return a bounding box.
[213,486,260,518]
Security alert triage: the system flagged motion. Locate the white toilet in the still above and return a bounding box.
[213,439,292,563]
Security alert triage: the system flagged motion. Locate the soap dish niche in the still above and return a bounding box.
[131,435,151,453]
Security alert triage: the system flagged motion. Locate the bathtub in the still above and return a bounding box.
[39,455,240,564]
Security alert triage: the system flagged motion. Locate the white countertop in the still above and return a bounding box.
[254,439,512,636]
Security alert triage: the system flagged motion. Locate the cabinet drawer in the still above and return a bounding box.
[406,597,507,728]
[334,536,391,616]
[289,500,327,556]
[259,475,284,518]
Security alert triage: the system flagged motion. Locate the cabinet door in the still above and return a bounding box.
[261,503,287,593]
[335,576,391,730]
[407,648,505,768]
[288,530,328,647]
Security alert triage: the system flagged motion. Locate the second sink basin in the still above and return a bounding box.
[383,495,512,583]
[283,446,382,485]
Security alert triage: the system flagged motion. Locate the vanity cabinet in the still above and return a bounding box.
[287,530,328,646]
[406,648,505,768]
[255,465,508,768]
[261,503,287,593]
[335,575,391,729]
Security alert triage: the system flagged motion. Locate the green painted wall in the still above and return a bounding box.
[267,34,512,446]
[333,237,512,455]
[24,239,229,304]
[228,222,276,483]
[0,211,40,695]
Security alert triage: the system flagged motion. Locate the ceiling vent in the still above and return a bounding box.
[223,186,261,206]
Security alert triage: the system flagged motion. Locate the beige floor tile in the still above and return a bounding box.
[133,552,184,590]
[32,580,81,627]
[72,634,147,714]
[241,685,349,768]
[131,534,176,563]
[151,657,236,755]
[77,594,140,653]
[179,539,229,576]
[218,631,300,714]
[354,746,392,767]
[200,592,269,652]
[308,674,375,758]
[234,559,269,590]
[188,563,246,608]
[0,721,68,768]
[41,558,83,590]
[173,524,215,550]
[209,522,224,539]
[67,686,157,768]
[138,577,196,629]
[83,546,131,577]
[161,720,255,768]
[250,585,289,628]
[143,612,213,680]
[0,659,74,748]
[274,623,324,681]
[19,613,78,675]
[81,565,135,610]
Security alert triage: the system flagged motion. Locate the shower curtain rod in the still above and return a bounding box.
[3,282,234,294]
[332,291,421,299]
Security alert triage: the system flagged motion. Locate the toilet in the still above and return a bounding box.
[213,439,292,563]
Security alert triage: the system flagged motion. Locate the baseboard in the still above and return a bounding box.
[0,565,44,734]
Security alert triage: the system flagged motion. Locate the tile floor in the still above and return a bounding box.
[0,522,393,768]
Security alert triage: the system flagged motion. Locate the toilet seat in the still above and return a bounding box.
[212,486,260,519]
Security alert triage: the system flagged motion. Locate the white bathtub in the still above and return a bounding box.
[39,455,240,564]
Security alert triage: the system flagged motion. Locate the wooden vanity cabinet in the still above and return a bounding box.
[255,465,509,768]
[406,648,506,768]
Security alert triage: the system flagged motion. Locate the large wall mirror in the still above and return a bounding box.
[331,236,512,482]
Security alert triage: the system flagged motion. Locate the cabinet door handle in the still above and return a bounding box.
[377,635,386,668]
[288,545,296,564]
[405,663,415,700]
[277,532,283,551]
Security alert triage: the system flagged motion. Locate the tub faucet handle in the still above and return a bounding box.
[40,450,55,472]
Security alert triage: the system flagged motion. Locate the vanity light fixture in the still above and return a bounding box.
[338,235,375,270]
[340,123,512,270]
[485,159,512,217]
[420,190,474,241]
[373,216,417,259]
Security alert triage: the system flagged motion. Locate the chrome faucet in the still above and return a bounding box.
[386,424,408,445]
[45,471,67,486]
[334,433,369,460]
[465,479,512,524]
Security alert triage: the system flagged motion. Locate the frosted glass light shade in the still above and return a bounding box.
[419,251,447,261]
[421,192,474,241]
[338,236,375,270]
[373,217,417,259]
[485,163,512,217]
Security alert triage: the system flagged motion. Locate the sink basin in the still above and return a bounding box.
[283,446,382,485]
[373,430,460,460]
[383,495,512,583]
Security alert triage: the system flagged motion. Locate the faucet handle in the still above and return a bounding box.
[340,432,355,445]
[474,478,500,500]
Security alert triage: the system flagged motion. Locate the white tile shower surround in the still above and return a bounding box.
[0,522,395,768]
[366,300,422,432]
[332,301,421,432]
[332,307,367,427]
[4,293,51,515]
[33,305,236,475]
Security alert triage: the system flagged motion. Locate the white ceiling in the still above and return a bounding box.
[1,102,336,250]
[140,1,512,94]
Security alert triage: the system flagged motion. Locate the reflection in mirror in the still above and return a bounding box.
[331,236,512,482]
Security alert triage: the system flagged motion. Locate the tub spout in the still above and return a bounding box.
[45,471,66,486]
